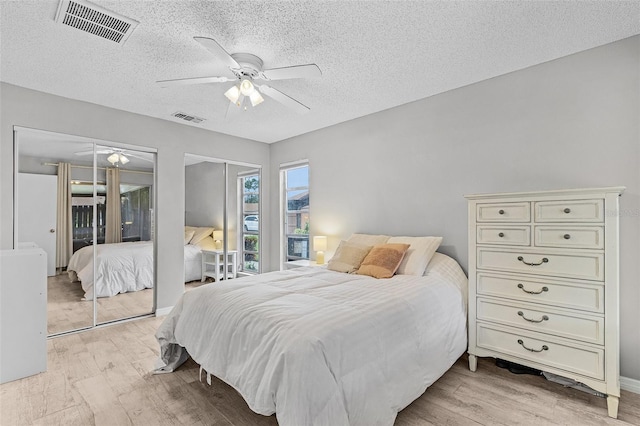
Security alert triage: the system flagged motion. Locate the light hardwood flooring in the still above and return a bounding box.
[47,274,206,334]
[2,315,639,425]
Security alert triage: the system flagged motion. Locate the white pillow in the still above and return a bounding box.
[190,227,214,245]
[347,233,390,246]
[184,230,195,245]
[387,236,443,276]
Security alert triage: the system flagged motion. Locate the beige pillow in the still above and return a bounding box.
[357,243,411,279]
[327,240,372,273]
[184,230,195,245]
[347,233,390,246]
[387,236,443,276]
[184,226,197,243]
[194,236,216,251]
[190,227,214,245]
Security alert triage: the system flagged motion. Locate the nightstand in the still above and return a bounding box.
[201,250,238,282]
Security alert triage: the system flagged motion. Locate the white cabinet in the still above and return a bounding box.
[0,248,47,384]
[201,250,237,282]
[465,187,624,419]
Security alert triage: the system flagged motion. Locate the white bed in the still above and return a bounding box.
[68,241,205,300]
[156,252,468,426]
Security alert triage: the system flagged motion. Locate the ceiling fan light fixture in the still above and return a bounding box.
[107,153,119,165]
[224,85,240,103]
[249,90,264,107]
[119,154,129,164]
[239,79,255,96]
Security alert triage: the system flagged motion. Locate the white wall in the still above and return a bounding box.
[269,36,640,380]
[0,83,270,310]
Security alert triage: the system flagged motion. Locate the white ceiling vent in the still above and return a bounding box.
[172,112,206,124]
[55,0,139,45]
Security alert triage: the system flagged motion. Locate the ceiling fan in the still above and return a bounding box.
[157,36,322,118]
[74,148,152,166]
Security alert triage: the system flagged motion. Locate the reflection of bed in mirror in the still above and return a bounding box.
[68,241,153,300]
[67,229,217,300]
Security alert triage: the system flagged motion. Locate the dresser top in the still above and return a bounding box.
[464,186,625,200]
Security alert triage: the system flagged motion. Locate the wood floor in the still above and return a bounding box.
[47,274,206,334]
[2,315,639,425]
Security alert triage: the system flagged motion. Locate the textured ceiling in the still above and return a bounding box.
[1,1,639,143]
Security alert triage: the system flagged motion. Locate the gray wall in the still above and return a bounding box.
[0,82,270,310]
[185,161,226,229]
[269,36,640,380]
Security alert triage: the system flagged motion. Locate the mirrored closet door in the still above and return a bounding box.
[16,130,95,335]
[14,127,156,336]
[95,144,156,325]
[184,155,261,293]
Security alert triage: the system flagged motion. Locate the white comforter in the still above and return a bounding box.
[68,241,154,300]
[156,253,468,426]
[68,242,206,299]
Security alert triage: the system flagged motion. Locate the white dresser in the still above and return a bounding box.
[465,187,624,418]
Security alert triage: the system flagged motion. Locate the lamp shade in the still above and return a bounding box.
[313,236,327,251]
[213,230,224,241]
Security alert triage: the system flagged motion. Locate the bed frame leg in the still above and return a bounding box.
[468,354,477,372]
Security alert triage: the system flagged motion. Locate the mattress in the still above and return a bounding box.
[156,253,468,425]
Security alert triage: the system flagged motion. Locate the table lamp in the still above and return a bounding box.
[313,236,327,264]
[213,230,224,250]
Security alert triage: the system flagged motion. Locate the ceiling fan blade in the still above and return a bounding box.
[123,152,154,163]
[258,85,310,114]
[157,76,233,87]
[194,36,240,69]
[260,64,321,81]
[74,149,95,156]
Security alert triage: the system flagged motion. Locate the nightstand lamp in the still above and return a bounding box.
[313,236,327,264]
[213,230,224,250]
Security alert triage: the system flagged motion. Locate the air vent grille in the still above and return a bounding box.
[55,0,138,45]
[172,112,206,124]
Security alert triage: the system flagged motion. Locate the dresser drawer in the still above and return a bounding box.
[476,324,604,380]
[477,226,530,246]
[477,202,530,223]
[534,226,604,249]
[477,298,604,344]
[477,247,604,281]
[534,199,603,223]
[477,273,604,313]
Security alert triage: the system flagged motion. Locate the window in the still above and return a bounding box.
[281,163,310,264]
[120,186,151,242]
[70,183,151,252]
[239,173,260,273]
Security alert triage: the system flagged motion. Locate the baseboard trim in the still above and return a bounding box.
[155,306,174,317]
[621,376,640,394]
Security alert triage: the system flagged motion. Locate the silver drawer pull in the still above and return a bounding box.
[563,234,571,240]
[517,283,548,294]
[518,311,549,323]
[498,232,505,238]
[517,256,549,266]
[517,339,549,353]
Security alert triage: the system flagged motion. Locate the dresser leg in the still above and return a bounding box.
[468,354,477,372]
[606,395,619,419]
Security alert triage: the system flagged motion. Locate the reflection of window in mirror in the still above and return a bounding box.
[239,172,260,274]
